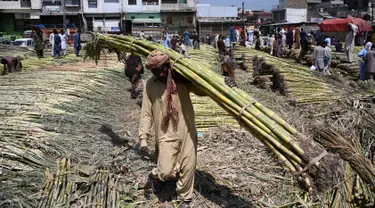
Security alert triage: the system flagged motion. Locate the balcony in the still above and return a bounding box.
[161,3,195,12]
[41,5,62,13]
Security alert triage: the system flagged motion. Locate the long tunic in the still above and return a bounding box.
[366,50,375,73]
[60,34,68,50]
[295,28,301,49]
[324,46,332,72]
[33,32,45,51]
[345,29,357,63]
[139,76,204,200]
[314,46,326,71]
[358,48,368,80]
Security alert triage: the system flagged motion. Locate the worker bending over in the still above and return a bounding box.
[1,56,22,75]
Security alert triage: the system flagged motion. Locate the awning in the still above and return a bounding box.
[131,18,161,24]
[319,12,334,19]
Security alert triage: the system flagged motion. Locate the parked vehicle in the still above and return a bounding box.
[11,38,34,47]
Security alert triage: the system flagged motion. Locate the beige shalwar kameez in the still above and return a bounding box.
[139,76,204,201]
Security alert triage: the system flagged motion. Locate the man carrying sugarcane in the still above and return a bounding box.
[139,50,206,207]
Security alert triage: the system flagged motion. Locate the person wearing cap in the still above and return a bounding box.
[139,50,206,207]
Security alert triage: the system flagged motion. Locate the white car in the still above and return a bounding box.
[11,38,34,47]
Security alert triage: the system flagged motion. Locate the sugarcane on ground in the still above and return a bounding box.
[2,44,375,207]
[0,47,307,207]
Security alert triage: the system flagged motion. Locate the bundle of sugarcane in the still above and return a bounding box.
[191,93,239,132]
[189,45,221,71]
[234,46,343,104]
[314,129,375,207]
[84,33,323,190]
[37,158,137,207]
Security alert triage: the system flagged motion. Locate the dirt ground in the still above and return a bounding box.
[1,44,373,208]
[0,47,303,208]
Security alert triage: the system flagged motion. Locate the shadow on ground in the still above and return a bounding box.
[100,124,256,208]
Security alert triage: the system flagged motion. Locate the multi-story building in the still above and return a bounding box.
[0,0,41,32]
[0,0,198,35]
[272,0,308,23]
[160,0,197,34]
[40,0,83,26]
[197,4,239,37]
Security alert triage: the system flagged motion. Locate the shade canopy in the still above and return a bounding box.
[320,18,372,33]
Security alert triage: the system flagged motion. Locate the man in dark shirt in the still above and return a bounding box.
[335,40,343,52]
[192,31,200,49]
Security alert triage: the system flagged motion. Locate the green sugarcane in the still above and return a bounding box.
[86,34,308,168]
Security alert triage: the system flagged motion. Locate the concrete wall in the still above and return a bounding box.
[286,0,307,8]
[83,0,122,13]
[125,0,161,13]
[0,0,41,9]
[197,5,238,18]
[278,0,286,9]
[161,0,196,11]
[286,8,307,23]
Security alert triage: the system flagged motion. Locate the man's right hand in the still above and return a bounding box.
[140,146,151,156]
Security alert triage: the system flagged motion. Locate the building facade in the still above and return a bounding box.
[0,0,197,34]
[197,4,239,37]
[0,0,41,32]
[272,0,308,23]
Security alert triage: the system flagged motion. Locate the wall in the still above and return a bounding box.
[197,5,238,18]
[278,0,286,9]
[161,0,196,11]
[286,0,307,8]
[0,13,15,32]
[125,0,161,13]
[286,8,307,23]
[83,0,122,13]
[31,0,41,9]
[0,1,22,9]
[161,12,195,34]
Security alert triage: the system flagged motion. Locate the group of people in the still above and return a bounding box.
[32,26,82,59]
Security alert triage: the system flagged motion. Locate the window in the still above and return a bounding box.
[65,0,80,5]
[142,0,158,5]
[162,0,176,3]
[88,0,97,8]
[131,16,135,19]
[104,0,118,3]
[149,16,154,19]
[128,0,136,5]
[178,0,186,3]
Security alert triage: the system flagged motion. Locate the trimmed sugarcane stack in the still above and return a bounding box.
[84,33,322,190]
[191,93,239,132]
[234,46,343,104]
[37,158,136,207]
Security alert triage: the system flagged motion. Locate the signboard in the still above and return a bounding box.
[111,27,121,32]
[311,18,323,23]
[42,6,61,13]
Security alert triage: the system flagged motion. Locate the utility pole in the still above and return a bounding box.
[242,1,245,30]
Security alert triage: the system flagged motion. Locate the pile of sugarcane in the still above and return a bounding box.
[190,93,239,132]
[37,158,136,207]
[189,45,221,71]
[315,129,375,207]
[84,34,330,191]
[234,46,343,104]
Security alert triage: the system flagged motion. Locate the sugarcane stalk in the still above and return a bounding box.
[85,34,311,171]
